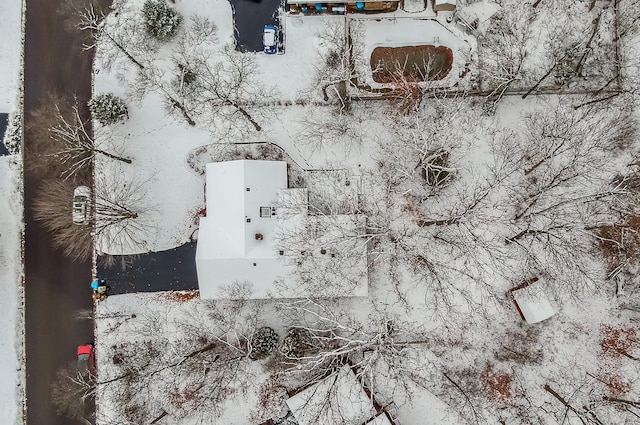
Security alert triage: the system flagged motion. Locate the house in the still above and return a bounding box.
[195,160,368,299]
[195,160,287,299]
[510,278,557,324]
[286,365,394,425]
[433,0,456,12]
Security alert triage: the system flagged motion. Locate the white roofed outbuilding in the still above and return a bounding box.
[511,278,557,324]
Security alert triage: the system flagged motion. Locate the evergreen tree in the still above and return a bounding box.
[88,93,129,125]
[142,0,182,41]
[249,327,279,360]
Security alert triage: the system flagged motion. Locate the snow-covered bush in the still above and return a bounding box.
[279,327,313,358]
[88,93,129,125]
[249,327,279,360]
[142,0,182,41]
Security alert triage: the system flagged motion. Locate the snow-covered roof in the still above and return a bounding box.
[512,281,556,324]
[286,365,376,425]
[196,160,368,299]
[456,1,500,26]
[365,413,394,425]
[196,160,289,299]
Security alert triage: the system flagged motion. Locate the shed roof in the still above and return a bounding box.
[512,282,556,324]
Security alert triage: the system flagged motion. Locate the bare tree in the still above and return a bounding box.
[27,98,131,180]
[32,169,153,260]
[96,298,273,423]
[93,167,157,255]
[32,180,94,260]
[51,361,95,422]
[499,99,636,297]
[63,0,152,71]
[479,4,536,109]
[176,44,267,134]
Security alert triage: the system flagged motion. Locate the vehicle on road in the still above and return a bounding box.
[72,186,91,225]
[77,344,95,378]
[263,25,278,54]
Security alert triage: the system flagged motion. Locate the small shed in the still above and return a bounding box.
[434,0,456,12]
[510,278,556,324]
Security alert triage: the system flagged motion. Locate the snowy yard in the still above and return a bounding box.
[77,0,640,424]
[0,0,24,424]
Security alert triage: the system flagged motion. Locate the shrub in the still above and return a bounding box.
[88,93,128,125]
[249,327,279,360]
[280,327,313,358]
[142,0,182,41]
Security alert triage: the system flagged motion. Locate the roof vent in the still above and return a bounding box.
[255,233,263,241]
[246,187,251,191]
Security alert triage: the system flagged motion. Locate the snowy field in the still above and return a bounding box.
[90,0,640,424]
[0,0,24,424]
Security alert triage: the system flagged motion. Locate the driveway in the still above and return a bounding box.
[230,0,283,51]
[97,243,198,294]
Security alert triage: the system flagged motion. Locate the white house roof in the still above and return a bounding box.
[196,160,368,300]
[196,160,288,299]
[435,0,456,5]
[286,365,376,425]
[512,282,556,324]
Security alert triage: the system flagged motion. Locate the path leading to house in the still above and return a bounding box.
[96,242,198,294]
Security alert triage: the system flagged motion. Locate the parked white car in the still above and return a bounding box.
[72,186,91,225]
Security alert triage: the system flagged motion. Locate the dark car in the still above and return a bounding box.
[77,344,95,378]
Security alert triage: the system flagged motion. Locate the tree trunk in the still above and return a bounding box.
[104,32,145,70]
[224,99,262,132]
[95,149,132,164]
[168,96,196,126]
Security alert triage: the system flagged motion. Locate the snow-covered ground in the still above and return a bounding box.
[92,0,640,424]
[0,0,25,424]
[0,0,22,112]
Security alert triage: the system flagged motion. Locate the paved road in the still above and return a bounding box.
[23,0,100,424]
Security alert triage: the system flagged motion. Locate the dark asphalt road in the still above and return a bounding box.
[97,242,198,294]
[24,0,99,424]
[231,0,283,51]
